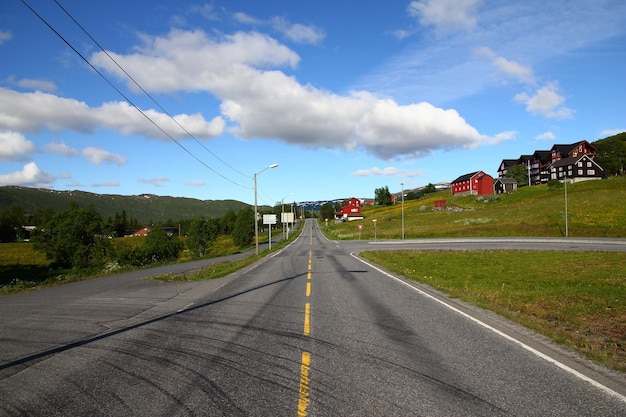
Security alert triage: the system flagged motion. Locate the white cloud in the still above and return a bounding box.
[89,29,501,160]
[82,147,127,166]
[352,167,424,177]
[514,82,573,119]
[600,129,625,137]
[138,176,170,187]
[0,30,11,45]
[45,141,79,156]
[16,78,57,92]
[476,47,535,85]
[408,0,482,32]
[270,17,326,44]
[233,12,263,25]
[0,162,55,187]
[0,87,225,140]
[185,180,206,186]
[0,130,36,161]
[536,131,556,141]
[93,182,120,187]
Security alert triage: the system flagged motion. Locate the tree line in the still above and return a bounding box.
[0,201,303,270]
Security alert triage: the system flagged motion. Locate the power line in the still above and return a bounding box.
[53,0,250,181]
[20,0,250,190]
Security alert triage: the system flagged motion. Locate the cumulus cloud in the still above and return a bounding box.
[476,47,535,85]
[515,82,573,119]
[270,17,326,44]
[352,167,424,177]
[45,141,79,156]
[138,176,170,187]
[536,131,556,141]
[2,27,502,163]
[600,129,625,137]
[0,162,55,187]
[0,130,36,161]
[82,147,127,166]
[93,182,120,187]
[408,0,482,32]
[0,87,224,140]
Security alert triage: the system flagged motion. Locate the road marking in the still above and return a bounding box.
[306,282,311,297]
[304,302,311,336]
[298,351,311,416]
[352,252,626,405]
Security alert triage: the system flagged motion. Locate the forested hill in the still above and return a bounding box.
[0,186,249,224]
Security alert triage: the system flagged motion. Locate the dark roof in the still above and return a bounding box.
[494,177,518,184]
[499,159,518,169]
[551,154,602,169]
[452,171,479,183]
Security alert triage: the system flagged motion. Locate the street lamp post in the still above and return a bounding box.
[564,173,568,237]
[254,163,278,255]
[400,182,405,240]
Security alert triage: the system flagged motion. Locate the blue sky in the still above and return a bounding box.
[1,0,625,206]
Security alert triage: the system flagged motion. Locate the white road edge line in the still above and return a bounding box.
[351,252,626,404]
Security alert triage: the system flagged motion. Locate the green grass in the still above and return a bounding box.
[0,225,300,293]
[325,176,626,240]
[361,250,626,372]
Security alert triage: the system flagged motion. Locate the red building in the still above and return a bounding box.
[335,197,364,221]
[451,171,493,196]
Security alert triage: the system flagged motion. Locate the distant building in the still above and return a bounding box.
[451,171,494,196]
[549,154,604,182]
[494,177,518,194]
[335,197,364,221]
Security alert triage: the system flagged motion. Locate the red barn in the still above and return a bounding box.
[335,197,364,221]
[451,171,493,196]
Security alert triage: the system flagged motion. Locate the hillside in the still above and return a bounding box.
[325,175,626,239]
[0,186,250,223]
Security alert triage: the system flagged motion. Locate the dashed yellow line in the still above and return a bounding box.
[298,351,311,416]
[298,223,314,416]
[303,303,311,336]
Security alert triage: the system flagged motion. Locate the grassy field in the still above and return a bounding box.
[325,176,626,240]
[0,230,278,293]
[360,250,626,372]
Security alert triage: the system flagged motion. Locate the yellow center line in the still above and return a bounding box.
[303,302,311,336]
[298,223,314,416]
[298,351,311,417]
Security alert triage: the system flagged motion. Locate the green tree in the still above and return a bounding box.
[424,183,437,194]
[595,135,626,175]
[507,164,529,187]
[220,209,237,235]
[0,205,26,242]
[232,207,255,248]
[142,225,182,263]
[33,206,111,268]
[319,203,335,222]
[374,186,393,206]
[187,217,219,257]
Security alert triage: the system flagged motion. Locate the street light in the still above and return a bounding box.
[254,163,278,255]
[400,182,405,240]
[551,167,568,237]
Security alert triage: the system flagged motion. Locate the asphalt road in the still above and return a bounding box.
[1,220,625,416]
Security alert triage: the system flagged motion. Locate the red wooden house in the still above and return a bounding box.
[335,197,364,221]
[451,171,494,196]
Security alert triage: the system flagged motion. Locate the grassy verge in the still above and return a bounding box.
[360,250,626,372]
[152,225,303,282]
[0,224,302,294]
[325,176,626,240]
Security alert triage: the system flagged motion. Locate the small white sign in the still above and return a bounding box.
[281,212,295,223]
[263,214,277,225]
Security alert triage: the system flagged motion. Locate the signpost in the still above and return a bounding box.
[263,214,277,250]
